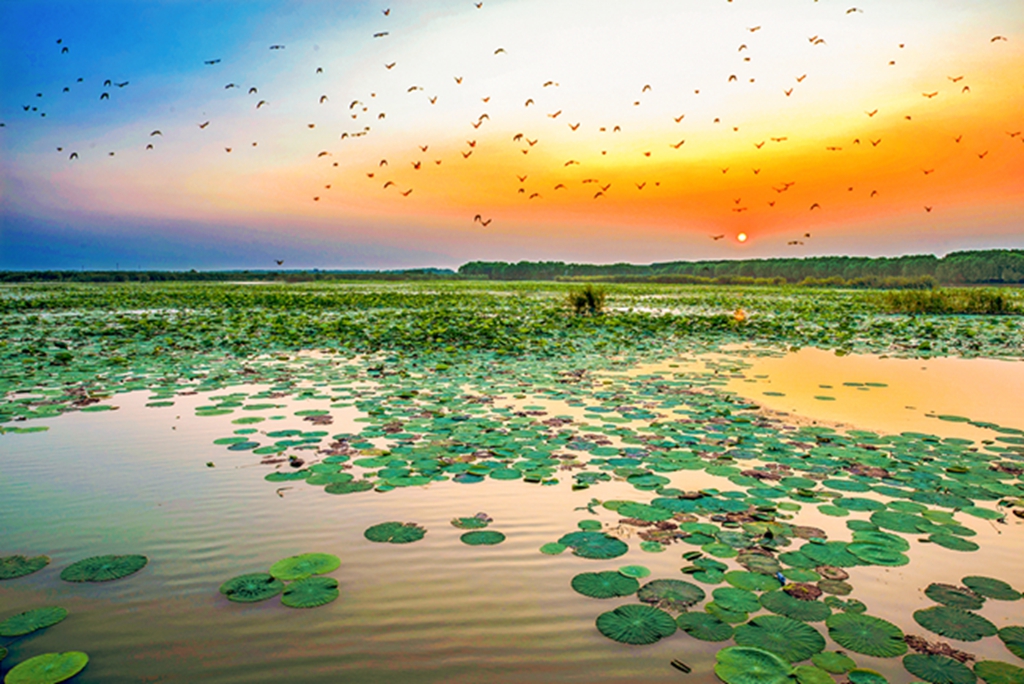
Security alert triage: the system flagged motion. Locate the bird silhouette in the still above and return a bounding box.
[870,139,881,146]
[249,87,258,94]
[269,44,285,49]
[374,32,388,38]
[671,140,685,149]
[100,92,109,100]
[977,151,988,159]
[569,123,580,131]
[991,36,1007,42]
[548,110,562,118]
[69,152,78,160]
[462,150,473,158]
[517,175,527,182]
[923,91,938,98]
[383,8,390,15]
[454,76,463,84]
[320,95,328,104]
[204,59,221,65]
[150,130,162,136]
[276,260,284,265]
[198,121,210,129]
[924,206,933,212]
[810,203,821,210]
[796,74,807,82]
[524,99,534,106]
[401,189,413,196]
[256,100,267,108]
[710,235,725,240]
[784,88,793,96]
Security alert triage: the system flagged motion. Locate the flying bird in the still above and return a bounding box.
[269,44,285,49]
[198,121,210,128]
[383,8,390,15]
[373,32,389,38]
[710,235,725,240]
[275,260,284,265]
[525,99,534,106]
[569,122,580,131]
[385,62,396,69]
[462,150,473,158]
[204,59,221,65]
[100,92,109,100]
[948,75,964,82]
[924,206,933,212]
[320,95,328,103]
[784,88,793,96]
[923,91,938,98]
[150,130,162,136]
[870,139,881,146]
[674,114,685,122]
[548,110,562,118]
[256,100,267,108]
[866,109,878,117]
[249,87,258,94]
[517,175,527,182]
[494,48,506,54]
[454,76,463,84]
[991,36,1007,42]
[671,140,685,149]
[383,181,395,188]
[69,152,78,160]
[810,203,821,210]
[642,84,651,92]
[977,151,988,159]
[543,81,558,87]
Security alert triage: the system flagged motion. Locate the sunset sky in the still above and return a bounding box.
[1,0,1022,270]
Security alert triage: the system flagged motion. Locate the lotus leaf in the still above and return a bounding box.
[794,664,835,684]
[913,606,997,642]
[852,530,910,552]
[3,652,89,684]
[0,555,50,580]
[557,532,628,560]
[637,579,705,611]
[929,534,980,552]
[281,577,339,608]
[998,627,1024,661]
[823,596,867,614]
[364,522,427,544]
[848,669,889,684]
[799,541,860,568]
[847,543,909,567]
[734,614,826,662]
[324,480,374,494]
[539,542,566,555]
[60,554,147,582]
[925,584,985,610]
[0,607,68,637]
[460,530,505,545]
[595,604,677,645]
[706,601,749,624]
[616,502,674,521]
[714,646,795,684]
[570,571,639,599]
[270,553,341,580]
[818,579,853,595]
[963,577,1020,602]
[618,565,651,579]
[725,570,782,592]
[811,651,857,674]
[974,661,1024,684]
[904,654,977,684]
[760,590,831,622]
[871,511,932,534]
[676,612,734,641]
[713,587,762,614]
[738,552,782,576]
[825,612,907,657]
[219,572,285,602]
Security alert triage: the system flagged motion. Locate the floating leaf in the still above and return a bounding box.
[998,627,1024,661]
[734,614,826,662]
[557,531,628,560]
[618,565,651,579]
[676,612,734,641]
[595,604,676,645]
[714,646,795,684]
[0,607,68,637]
[794,664,836,684]
[929,534,980,552]
[59,555,147,582]
[925,584,985,610]
[799,541,860,568]
[847,543,909,567]
[825,612,907,657]
[974,660,1024,684]
[460,530,505,545]
[760,590,831,622]
[904,654,977,684]
[713,587,761,614]
[812,651,857,674]
[3,652,89,684]
[451,516,491,530]
[725,570,782,592]
[963,577,1021,602]
[0,555,50,580]
[848,669,889,684]
[219,572,285,602]
[269,553,340,580]
[324,480,374,495]
[637,579,705,611]
[914,606,997,642]
[571,571,639,599]
[539,542,566,555]
[281,577,339,608]
[364,522,427,544]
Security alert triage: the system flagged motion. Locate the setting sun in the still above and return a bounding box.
[737,233,748,243]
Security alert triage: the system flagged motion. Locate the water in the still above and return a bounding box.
[2,350,1022,683]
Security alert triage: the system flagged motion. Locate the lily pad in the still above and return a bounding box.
[539,542,566,555]
[714,646,795,684]
[963,577,1021,602]
[794,664,836,684]
[925,583,985,610]
[595,603,677,645]
[0,607,68,637]
[670,611,731,641]
[914,606,997,642]
[825,612,907,657]
[848,669,889,684]
[725,570,782,592]
[281,577,339,608]
[219,572,285,602]
[0,555,50,580]
[713,587,762,614]
[812,651,857,674]
[998,626,1024,661]
[904,654,977,684]
[451,516,491,530]
[59,555,147,582]
[637,579,705,611]
[974,661,1024,684]
[269,553,341,580]
[460,530,505,545]
[618,565,651,579]
[364,522,427,544]
[557,531,628,560]
[3,652,89,684]
[734,614,826,662]
[570,571,639,599]
[760,590,831,622]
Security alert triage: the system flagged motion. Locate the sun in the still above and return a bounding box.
[737,233,748,243]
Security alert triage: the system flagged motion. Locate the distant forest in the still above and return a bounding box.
[2,250,1022,286]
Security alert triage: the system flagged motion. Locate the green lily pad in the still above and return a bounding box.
[929,534,980,552]
[557,531,628,560]
[618,565,651,579]
[825,612,907,657]
[539,542,566,555]
[963,577,1021,601]
[847,543,909,567]
[713,587,762,614]
[460,530,505,545]
[269,553,341,580]
[637,579,705,611]
[0,555,49,580]
[925,583,985,610]
[848,669,889,684]
[324,480,374,494]
[914,606,997,642]
[219,572,285,602]
[998,626,1024,661]
[571,571,639,599]
[0,607,68,637]
[812,651,857,674]
[365,522,427,544]
[974,661,1024,684]
[725,570,782,592]
[760,590,831,622]
[794,664,836,684]
[451,516,491,530]
[714,646,795,684]
[734,614,826,662]
[904,654,977,684]
[676,612,734,641]
[281,576,339,608]
[3,651,89,684]
[595,604,677,645]
[59,554,147,582]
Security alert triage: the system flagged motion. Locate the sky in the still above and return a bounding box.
[1,0,1022,270]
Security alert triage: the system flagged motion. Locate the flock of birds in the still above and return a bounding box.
[3,2,1020,251]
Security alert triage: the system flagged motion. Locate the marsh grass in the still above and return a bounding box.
[567,284,606,315]
[878,288,1020,315]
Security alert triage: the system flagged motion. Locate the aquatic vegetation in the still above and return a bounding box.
[903,654,978,684]
[998,627,1024,660]
[962,577,1020,601]
[636,579,705,611]
[974,660,1024,684]
[714,646,795,684]
[594,604,676,645]
[913,606,997,642]
[269,553,341,580]
[557,532,627,560]
[0,555,49,581]
[733,615,826,662]
[676,612,735,642]
[570,571,639,599]
[59,555,147,582]
[566,284,606,316]
[219,573,285,603]
[281,577,340,608]
[459,530,505,545]
[364,522,427,544]
[925,584,985,610]
[0,607,68,637]
[825,613,907,658]
[811,651,857,674]
[2,652,89,684]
